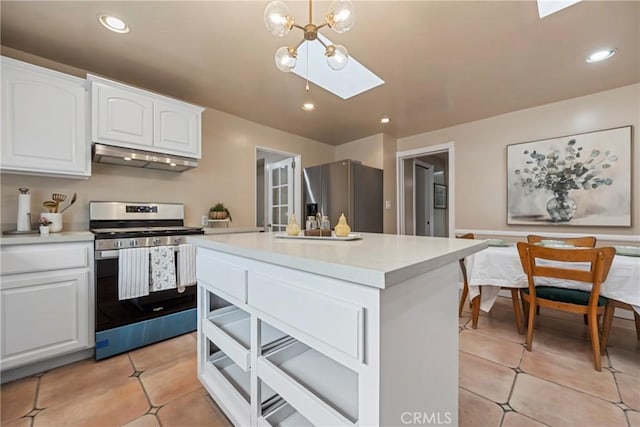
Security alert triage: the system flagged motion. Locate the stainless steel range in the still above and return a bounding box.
[90,201,204,359]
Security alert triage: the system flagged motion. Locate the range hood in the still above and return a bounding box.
[92,144,198,172]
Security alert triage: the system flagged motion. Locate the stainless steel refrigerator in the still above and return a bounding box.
[303,159,383,233]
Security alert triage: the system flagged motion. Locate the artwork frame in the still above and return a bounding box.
[434,183,447,209]
[507,126,632,227]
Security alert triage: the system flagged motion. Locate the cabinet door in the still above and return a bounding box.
[92,81,153,148]
[0,270,91,370]
[153,100,201,158]
[1,57,90,177]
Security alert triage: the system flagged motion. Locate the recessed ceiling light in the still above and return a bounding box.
[302,102,315,111]
[380,117,391,124]
[586,49,616,63]
[98,15,130,34]
[170,163,177,167]
[123,157,132,161]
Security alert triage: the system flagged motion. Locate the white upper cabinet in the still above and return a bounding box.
[154,100,201,157]
[93,82,153,148]
[89,75,203,159]
[1,56,90,178]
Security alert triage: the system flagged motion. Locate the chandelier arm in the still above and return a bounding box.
[315,22,328,30]
[294,38,305,51]
[316,37,328,48]
[292,24,306,31]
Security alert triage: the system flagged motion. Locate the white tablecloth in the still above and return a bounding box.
[466,245,640,313]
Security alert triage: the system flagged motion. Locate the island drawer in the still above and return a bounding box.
[1,242,89,276]
[202,305,289,372]
[248,271,364,361]
[257,340,358,426]
[197,250,247,304]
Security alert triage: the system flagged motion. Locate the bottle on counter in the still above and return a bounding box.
[320,215,331,231]
[306,216,318,230]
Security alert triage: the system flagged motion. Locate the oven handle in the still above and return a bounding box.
[95,247,180,260]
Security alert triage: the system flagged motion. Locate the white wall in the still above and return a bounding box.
[398,83,640,239]
[334,134,383,169]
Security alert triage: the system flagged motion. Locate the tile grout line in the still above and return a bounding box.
[126,351,164,426]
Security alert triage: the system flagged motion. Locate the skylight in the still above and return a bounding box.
[537,0,582,18]
[292,34,384,100]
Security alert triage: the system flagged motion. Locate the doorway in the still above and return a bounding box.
[397,142,455,237]
[256,148,302,232]
[414,160,434,236]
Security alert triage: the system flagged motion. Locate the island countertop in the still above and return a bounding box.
[188,232,486,289]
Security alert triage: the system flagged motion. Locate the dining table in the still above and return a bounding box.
[465,243,640,329]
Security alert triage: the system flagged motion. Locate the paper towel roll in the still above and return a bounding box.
[17,189,31,232]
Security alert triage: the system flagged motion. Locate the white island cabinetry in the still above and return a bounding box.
[190,232,485,426]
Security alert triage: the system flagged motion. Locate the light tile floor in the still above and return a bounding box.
[1,298,638,426]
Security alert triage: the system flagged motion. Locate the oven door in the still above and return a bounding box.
[95,248,197,333]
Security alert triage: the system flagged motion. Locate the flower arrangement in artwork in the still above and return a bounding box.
[513,138,618,222]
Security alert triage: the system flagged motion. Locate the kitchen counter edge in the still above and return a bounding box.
[188,232,487,289]
[0,231,95,246]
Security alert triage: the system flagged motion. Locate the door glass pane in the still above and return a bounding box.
[272,168,280,186]
[280,167,288,185]
[280,209,287,225]
[281,187,288,204]
[272,208,279,224]
[272,188,279,205]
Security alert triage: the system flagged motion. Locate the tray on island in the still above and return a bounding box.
[274,232,363,241]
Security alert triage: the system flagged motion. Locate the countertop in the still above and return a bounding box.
[203,227,264,235]
[0,231,94,246]
[188,232,486,288]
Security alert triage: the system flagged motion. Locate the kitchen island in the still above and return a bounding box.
[188,232,486,426]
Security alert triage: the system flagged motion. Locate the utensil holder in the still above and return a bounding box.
[41,213,62,232]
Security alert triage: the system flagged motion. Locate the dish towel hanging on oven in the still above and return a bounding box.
[150,246,177,292]
[118,247,150,300]
[177,243,197,289]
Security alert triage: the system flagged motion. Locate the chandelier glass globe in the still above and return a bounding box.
[264,1,293,37]
[275,46,297,72]
[326,0,354,34]
[326,44,348,70]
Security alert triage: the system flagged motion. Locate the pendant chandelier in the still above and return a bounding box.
[264,0,355,72]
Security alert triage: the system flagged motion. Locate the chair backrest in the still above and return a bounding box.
[456,233,475,282]
[515,242,615,303]
[526,234,597,248]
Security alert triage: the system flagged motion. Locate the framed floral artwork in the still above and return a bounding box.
[507,126,632,226]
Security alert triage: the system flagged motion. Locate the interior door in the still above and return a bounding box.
[268,158,294,232]
[414,160,434,236]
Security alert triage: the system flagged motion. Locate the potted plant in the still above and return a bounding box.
[209,203,232,221]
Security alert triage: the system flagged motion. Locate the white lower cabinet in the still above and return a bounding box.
[0,242,94,371]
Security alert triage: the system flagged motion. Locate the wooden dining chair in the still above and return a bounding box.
[457,234,523,333]
[457,233,475,319]
[526,234,597,247]
[600,299,640,352]
[515,242,615,371]
[526,235,597,322]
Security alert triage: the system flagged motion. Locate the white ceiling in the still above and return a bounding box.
[1,1,638,146]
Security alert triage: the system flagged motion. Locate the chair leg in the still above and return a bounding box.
[587,310,602,371]
[600,303,615,355]
[471,295,480,329]
[525,300,536,351]
[634,311,640,341]
[510,289,524,335]
[459,282,469,318]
